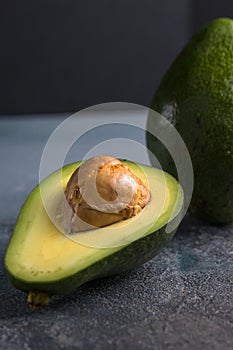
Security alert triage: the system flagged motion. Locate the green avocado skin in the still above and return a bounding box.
[148,18,233,224]
[7,222,178,296]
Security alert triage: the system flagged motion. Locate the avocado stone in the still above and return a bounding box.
[147,18,233,224]
[5,161,183,306]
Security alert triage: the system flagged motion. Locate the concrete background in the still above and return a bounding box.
[0,116,233,349]
[1,216,233,349]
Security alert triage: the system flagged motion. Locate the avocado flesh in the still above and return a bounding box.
[147,18,233,224]
[5,161,183,296]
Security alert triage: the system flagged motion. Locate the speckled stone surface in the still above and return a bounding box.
[1,215,233,350]
[0,116,233,349]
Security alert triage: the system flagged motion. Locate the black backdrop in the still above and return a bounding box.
[0,0,233,114]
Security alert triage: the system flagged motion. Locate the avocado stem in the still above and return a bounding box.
[27,290,50,309]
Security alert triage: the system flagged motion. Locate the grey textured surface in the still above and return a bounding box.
[1,216,233,350]
[0,116,233,349]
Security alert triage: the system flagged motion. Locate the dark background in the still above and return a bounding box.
[0,0,233,114]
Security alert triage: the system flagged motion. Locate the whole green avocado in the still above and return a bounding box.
[147,18,233,224]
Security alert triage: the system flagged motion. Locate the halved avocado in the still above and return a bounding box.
[5,161,183,307]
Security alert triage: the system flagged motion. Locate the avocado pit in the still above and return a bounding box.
[63,156,150,232]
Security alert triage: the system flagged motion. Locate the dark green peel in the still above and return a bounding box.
[148,18,233,224]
